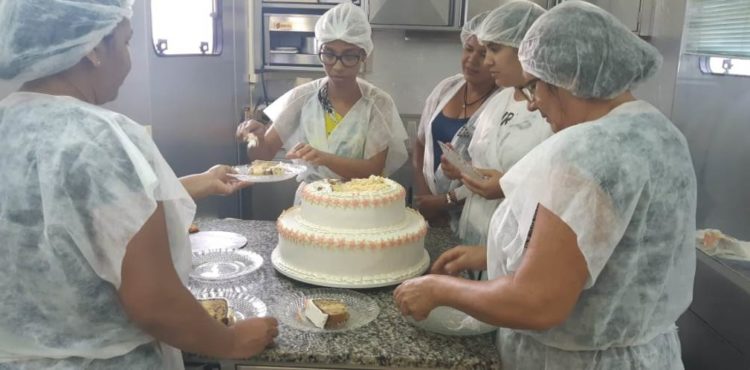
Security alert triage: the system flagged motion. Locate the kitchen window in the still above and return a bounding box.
[151,0,223,56]
[684,0,750,76]
[700,56,750,77]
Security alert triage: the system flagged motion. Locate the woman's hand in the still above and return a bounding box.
[462,168,504,199]
[431,245,487,275]
[439,155,462,180]
[286,143,330,166]
[180,165,251,200]
[228,317,279,359]
[414,194,449,226]
[235,119,267,146]
[394,275,444,321]
[205,165,252,196]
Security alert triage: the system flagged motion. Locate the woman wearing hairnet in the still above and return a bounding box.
[395,2,697,369]
[236,3,408,193]
[413,11,498,227]
[0,1,277,369]
[441,1,552,247]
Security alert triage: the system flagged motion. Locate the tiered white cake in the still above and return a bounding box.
[271,176,430,288]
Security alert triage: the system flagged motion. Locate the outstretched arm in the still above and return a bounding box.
[395,205,588,330]
[118,203,278,358]
[180,165,251,200]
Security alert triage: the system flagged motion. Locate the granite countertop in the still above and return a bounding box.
[185,218,501,370]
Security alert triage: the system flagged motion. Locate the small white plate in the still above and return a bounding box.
[191,249,263,282]
[273,288,380,333]
[406,306,496,336]
[438,141,485,181]
[194,290,267,320]
[230,162,307,183]
[190,231,247,252]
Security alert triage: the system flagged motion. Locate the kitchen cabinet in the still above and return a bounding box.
[368,0,463,30]
[678,252,750,369]
[464,0,547,22]
[547,0,654,36]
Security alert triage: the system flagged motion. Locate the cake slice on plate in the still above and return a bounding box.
[303,298,349,329]
[200,298,236,326]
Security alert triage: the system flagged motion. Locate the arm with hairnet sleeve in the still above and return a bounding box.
[46,115,275,359]
[119,203,277,359]
[364,92,409,177]
[41,114,162,288]
[500,127,647,286]
[265,82,317,148]
[239,83,314,161]
[397,130,645,328]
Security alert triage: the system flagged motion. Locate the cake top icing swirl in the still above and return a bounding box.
[330,176,391,192]
[305,176,403,198]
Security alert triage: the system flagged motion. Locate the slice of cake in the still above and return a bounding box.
[249,160,285,176]
[200,298,236,326]
[303,298,349,329]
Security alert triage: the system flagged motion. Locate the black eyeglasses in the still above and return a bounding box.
[519,78,540,102]
[318,51,363,67]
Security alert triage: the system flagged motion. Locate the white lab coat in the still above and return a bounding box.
[417,74,499,195]
[458,88,551,245]
[265,77,408,184]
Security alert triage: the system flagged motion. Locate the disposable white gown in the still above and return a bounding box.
[458,88,551,245]
[417,73,499,195]
[417,74,499,231]
[0,92,196,369]
[265,77,408,184]
[486,100,697,369]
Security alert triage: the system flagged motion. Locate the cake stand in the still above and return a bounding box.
[271,247,430,289]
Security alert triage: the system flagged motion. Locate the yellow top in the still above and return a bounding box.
[324,111,343,137]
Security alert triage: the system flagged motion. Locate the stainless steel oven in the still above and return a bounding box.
[255,0,364,71]
[262,0,363,5]
[263,13,321,69]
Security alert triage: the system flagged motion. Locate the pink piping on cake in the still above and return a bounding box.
[301,186,406,209]
[276,220,428,250]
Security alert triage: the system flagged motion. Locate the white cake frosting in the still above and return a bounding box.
[300,176,406,229]
[273,176,430,288]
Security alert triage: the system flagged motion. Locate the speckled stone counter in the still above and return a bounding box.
[184,218,501,370]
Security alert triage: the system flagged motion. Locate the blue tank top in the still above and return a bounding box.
[431,111,470,171]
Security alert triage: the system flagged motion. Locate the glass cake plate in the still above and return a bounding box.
[191,249,263,282]
[194,290,267,320]
[190,231,247,252]
[230,161,307,183]
[273,288,380,333]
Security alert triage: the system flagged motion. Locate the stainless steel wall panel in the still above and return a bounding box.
[672,54,750,240]
[145,0,249,218]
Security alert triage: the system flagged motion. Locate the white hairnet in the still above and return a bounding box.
[460,11,490,46]
[518,1,662,99]
[315,3,374,56]
[475,0,545,48]
[0,0,134,82]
